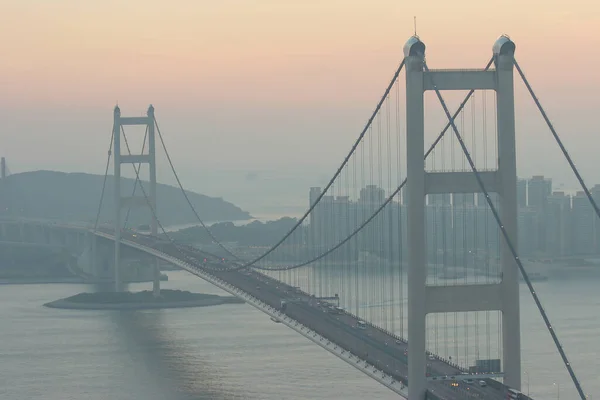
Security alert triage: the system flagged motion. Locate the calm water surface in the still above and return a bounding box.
[0,270,598,399]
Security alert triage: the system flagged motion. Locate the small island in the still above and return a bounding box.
[44,289,245,310]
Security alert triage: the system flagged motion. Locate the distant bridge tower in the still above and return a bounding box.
[1,157,6,180]
[112,105,160,295]
[404,36,519,399]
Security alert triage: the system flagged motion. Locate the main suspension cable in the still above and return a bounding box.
[425,62,587,399]
[153,117,243,261]
[515,59,600,222]
[135,59,491,275]
[103,60,493,283]
[93,130,114,231]
[118,128,228,266]
[152,61,407,268]
[225,60,494,273]
[167,57,494,274]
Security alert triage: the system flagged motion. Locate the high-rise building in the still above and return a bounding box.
[518,208,539,256]
[359,185,385,205]
[453,193,475,207]
[425,203,452,265]
[572,191,595,255]
[517,179,527,208]
[476,192,498,208]
[309,187,322,248]
[453,204,476,260]
[428,193,451,206]
[527,176,552,253]
[527,176,552,210]
[545,191,571,256]
[590,185,600,253]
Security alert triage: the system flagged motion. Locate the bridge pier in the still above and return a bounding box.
[404,35,521,398]
[113,105,160,295]
[495,37,521,390]
[147,106,161,298]
[405,36,428,400]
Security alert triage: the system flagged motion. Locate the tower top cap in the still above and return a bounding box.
[403,35,426,58]
[493,35,516,56]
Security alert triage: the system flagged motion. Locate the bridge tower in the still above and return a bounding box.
[1,157,6,179]
[404,36,519,399]
[112,105,160,295]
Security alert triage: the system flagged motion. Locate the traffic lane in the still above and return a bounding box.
[222,270,488,399]
[236,270,506,400]
[218,270,412,384]
[218,273,480,400]
[292,302,409,379]
[289,302,410,383]
[146,248,506,400]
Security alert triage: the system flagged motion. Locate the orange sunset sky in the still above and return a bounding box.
[1,0,599,208]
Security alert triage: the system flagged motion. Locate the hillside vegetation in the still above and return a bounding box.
[0,170,251,226]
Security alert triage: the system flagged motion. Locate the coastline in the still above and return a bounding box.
[0,275,169,286]
[43,290,245,310]
[0,277,87,285]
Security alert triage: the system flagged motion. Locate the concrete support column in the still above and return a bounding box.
[112,105,159,294]
[0,157,6,179]
[147,105,160,297]
[404,36,427,400]
[91,232,97,276]
[494,37,521,390]
[113,106,122,292]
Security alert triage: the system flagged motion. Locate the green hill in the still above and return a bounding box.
[0,170,251,226]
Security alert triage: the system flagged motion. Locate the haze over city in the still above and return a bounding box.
[1,1,599,400]
[2,0,600,215]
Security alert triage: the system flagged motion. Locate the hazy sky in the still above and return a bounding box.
[1,0,599,214]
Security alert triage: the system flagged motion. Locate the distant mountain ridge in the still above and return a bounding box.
[0,170,252,226]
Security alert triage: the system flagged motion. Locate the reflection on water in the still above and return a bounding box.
[0,270,599,400]
[110,311,239,400]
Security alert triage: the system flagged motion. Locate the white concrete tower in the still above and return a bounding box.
[404,35,427,400]
[147,105,161,298]
[112,105,159,295]
[1,157,6,179]
[113,106,122,292]
[404,35,520,399]
[494,35,520,390]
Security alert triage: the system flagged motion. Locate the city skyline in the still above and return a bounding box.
[307,174,600,258]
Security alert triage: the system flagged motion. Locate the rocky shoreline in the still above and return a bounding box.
[44,289,245,310]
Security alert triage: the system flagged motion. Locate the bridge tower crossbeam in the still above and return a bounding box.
[404,36,520,399]
[112,105,160,295]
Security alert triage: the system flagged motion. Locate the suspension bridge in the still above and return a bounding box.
[1,35,596,400]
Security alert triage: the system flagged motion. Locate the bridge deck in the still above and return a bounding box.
[212,269,508,400]
[95,228,522,400]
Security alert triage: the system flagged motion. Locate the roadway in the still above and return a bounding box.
[110,230,516,400]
